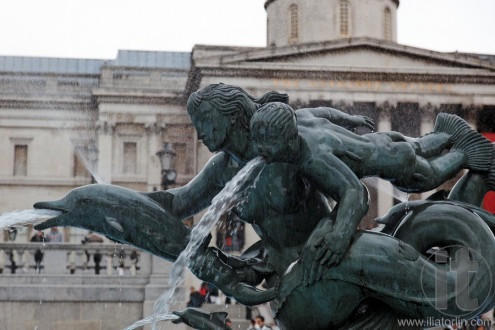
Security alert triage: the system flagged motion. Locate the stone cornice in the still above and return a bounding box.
[264,0,399,9]
[93,93,185,106]
[0,99,95,110]
[195,66,495,85]
[0,176,92,187]
[195,38,495,72]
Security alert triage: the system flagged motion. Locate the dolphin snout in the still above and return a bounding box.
[33,198,71,230]
[33,199,69,213]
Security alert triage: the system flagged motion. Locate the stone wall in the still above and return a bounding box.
[0,243,187,330]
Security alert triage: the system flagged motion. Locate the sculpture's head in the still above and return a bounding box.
[250,102,299,163]
[187,83,289,153]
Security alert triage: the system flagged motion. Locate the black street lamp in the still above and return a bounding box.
[156,143,177,190]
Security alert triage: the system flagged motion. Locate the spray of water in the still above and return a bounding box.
[70,139,104,184]
[16,73,104,184]
[361,177,408,203]
[0,209,62,229]
[124,157,265,330]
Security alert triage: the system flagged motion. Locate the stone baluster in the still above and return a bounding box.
[376,102,394,217]
[106,253,113,275]
[21,249,30,273]
[10,250,18,274]
[68,251,77,274]
[0,250,4,274]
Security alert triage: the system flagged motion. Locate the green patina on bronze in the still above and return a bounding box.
[35,83,495,330]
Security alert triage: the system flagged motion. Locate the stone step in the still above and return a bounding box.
[0,273,152,285]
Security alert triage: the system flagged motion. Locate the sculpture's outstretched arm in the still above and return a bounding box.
[297,107,374,131]
[146,152,240,220]
[300,151,369,285]
[190,247,277,306]
[212,246,271,287]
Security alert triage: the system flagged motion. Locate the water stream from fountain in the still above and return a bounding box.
[17,75,104,185]
[124,157,265,330]
[361,177,409,203]
[0,209,62,229]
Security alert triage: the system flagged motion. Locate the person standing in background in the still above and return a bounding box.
[46,227,62,242]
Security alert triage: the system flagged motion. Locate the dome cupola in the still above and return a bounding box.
[265,0,399,47]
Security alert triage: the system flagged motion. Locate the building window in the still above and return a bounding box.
[384,7,392,41]
[289,4,299,43]
[339,0,350,37]
[14,145,28,176]
[123,142,137,174]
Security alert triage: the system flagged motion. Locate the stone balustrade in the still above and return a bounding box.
[0,242,187,329]
[0,242,148,276]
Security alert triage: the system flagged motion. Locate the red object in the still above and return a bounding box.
[482,133,495,213]
[483,133,495,141]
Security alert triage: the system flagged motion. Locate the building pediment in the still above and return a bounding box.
[193,38,495,75]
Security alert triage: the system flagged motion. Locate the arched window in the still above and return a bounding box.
[384,7,392,41]
[289,4,299,43]
[339,0,350,37]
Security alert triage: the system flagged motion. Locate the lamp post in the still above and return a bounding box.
[156,143,177,190]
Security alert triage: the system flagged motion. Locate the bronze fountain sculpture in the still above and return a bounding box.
[34,84,495,329]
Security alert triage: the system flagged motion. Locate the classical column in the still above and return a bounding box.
[376,103,394,217]
[418,104,438,200]
[419,103,436,136]
[464,104,481,131]
[96,121,115,184]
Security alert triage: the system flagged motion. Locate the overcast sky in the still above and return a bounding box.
[0,0,493,60]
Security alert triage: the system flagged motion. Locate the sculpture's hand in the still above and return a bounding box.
[314,232,348,266]
[189,247,220,281]
[353,115,375,130]
[301,230,349,286]
[172,308,231,330]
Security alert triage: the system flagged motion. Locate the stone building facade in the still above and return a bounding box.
[0,51,195,242]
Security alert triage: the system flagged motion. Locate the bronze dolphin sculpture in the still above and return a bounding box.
[34,184,190,262]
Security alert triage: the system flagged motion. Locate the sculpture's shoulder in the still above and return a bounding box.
[200,151,241,187]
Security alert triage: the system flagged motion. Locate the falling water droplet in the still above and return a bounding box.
[405,193,411,213]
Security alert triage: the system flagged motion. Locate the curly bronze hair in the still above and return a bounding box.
[187,83,289,135]
[250,102,298,141]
